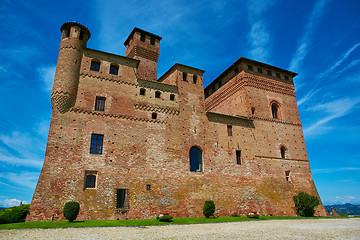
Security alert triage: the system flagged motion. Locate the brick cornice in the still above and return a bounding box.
[250,116,302,126]
[205,75,295,111]
[134,103,179,115]
[255,155,309,162]
[69,107,167,124]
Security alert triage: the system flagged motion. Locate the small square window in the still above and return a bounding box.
[267,70,272,76]
[247,65,253,71]
[257,68,262,73]
[152,113,157,119]
[193,75,197,84]
[183,72,187,81]
[285,75,289,80]
[227,125,233,136]
[170,94,175,101]
[140,33,146,42]
[90,134,104,154]
[85,171,97,189]
[79,30,84,40]
[140,88,146,96]
[110,65,119,75]
[90,61,100,72]
[95,97,106,111]
[276,73,281,78]
[146,184,151,190]
[150,37,155,45]
[155,91,161,98]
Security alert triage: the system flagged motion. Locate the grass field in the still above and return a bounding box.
[0,216,349,230]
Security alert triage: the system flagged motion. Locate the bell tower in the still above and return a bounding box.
[124,28,162,81]
[51,22,91,113]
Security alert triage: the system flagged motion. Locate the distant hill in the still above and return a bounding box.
[324,203,360,215]
[0,207,5,211]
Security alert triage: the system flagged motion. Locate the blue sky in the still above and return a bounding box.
[0,0,359,208]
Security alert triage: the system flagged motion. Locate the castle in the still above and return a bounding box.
[27,22,327,221]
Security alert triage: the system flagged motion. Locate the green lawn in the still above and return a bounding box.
[0,215,346,230]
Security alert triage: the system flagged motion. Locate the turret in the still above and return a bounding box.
[124,28,161,81]
[51,22,91,113]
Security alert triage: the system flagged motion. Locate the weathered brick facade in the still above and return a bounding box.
[26,22,327,221]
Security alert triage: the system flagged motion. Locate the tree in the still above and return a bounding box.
[63,201,80,222]
[203,200,215,218]
[293,192,320,217]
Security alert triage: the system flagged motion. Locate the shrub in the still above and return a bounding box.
[231,213,240,217]
[63,201,80,222]
[0,204,30,224]
[293,192,320,217]
[203,200,215,218]
[247,212,259,219]
[156,214,173,222]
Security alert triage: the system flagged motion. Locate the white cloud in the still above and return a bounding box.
[312,167,360,174]
[304,97,360,136]
[289,0,328,73]
[0,198,28,208]
[0,172,39,189]
[316,42,360,80]
[297,88,320,106]
[37,65,56,92]
[333,58,360,80]
[246,0,276,63]
[247,21,270,62]
[0,131,45,168]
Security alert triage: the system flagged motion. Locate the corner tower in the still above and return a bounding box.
[51,22,91,113]
[124,28,161,81]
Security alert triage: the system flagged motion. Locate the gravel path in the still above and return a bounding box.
[1,218,359,239]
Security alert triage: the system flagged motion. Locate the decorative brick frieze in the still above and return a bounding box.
[134,103,179,115]
[255,155,309,162]
[137,79,178,93]
[69,107,167,124]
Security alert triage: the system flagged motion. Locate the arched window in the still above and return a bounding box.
[155,91,161,98]
[271,103,279,119]
[189,146,202,172]
[281,146,286,159]
[251,107,255,115]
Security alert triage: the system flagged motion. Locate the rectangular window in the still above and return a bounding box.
[90,134,104,154]
[116,189,128,209]
[183,72,187,81]
[150,37,155,45]
[90,61,100,72]
[140,33,146,42]
[276,73,281,78]
[247,65,253,70]
[285,171,291,183]
[95,97,106,111]
[109,65,119,75]
[236,150,241,165]
[218,80,222,88]
[257,68,262,73]
[193,75,197,84]
[227,125,233,136]
[85,170,97,189]
[285,75,289,80]
[267,70,272,76]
